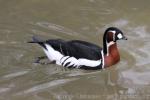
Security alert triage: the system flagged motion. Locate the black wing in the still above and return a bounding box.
[46,39,102,60]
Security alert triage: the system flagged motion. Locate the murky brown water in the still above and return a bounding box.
[0,0,150,100]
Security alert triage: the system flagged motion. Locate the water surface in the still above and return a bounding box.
[0,0,150,100]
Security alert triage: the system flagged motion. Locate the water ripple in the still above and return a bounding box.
[2,70,29,79]
[119,69,150,86]
[0,88,11,93]
[35,22,80,36]
[17,78,77,95]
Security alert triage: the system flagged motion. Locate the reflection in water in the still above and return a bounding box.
[0,0,150,100]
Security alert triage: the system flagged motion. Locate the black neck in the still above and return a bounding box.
[103,32,108,55]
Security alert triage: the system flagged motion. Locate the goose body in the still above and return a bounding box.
[29,27,127,70]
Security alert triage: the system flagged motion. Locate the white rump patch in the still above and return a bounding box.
[117,33,123,39]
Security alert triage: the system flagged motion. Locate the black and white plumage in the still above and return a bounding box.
[30,37,104,70]
[28,27,127,70]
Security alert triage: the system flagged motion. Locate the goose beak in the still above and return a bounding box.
[122,36,128,40]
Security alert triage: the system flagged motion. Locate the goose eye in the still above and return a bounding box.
[117,33,123,39]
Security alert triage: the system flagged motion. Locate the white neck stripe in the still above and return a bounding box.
[101,50,104,69]
[108,30,116,34]
[107,41,115,47]
[106,41,115,56]
[108,30,116,41]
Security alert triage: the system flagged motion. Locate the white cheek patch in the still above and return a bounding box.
[117,33,123,39]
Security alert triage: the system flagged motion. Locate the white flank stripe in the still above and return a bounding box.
[78,59,101,67]
[62,57,78,67]
[66,60,76,67]
[60,56,69,64]
[43,44,64,65]
[61,56,101,68]
[42,44,102,68]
